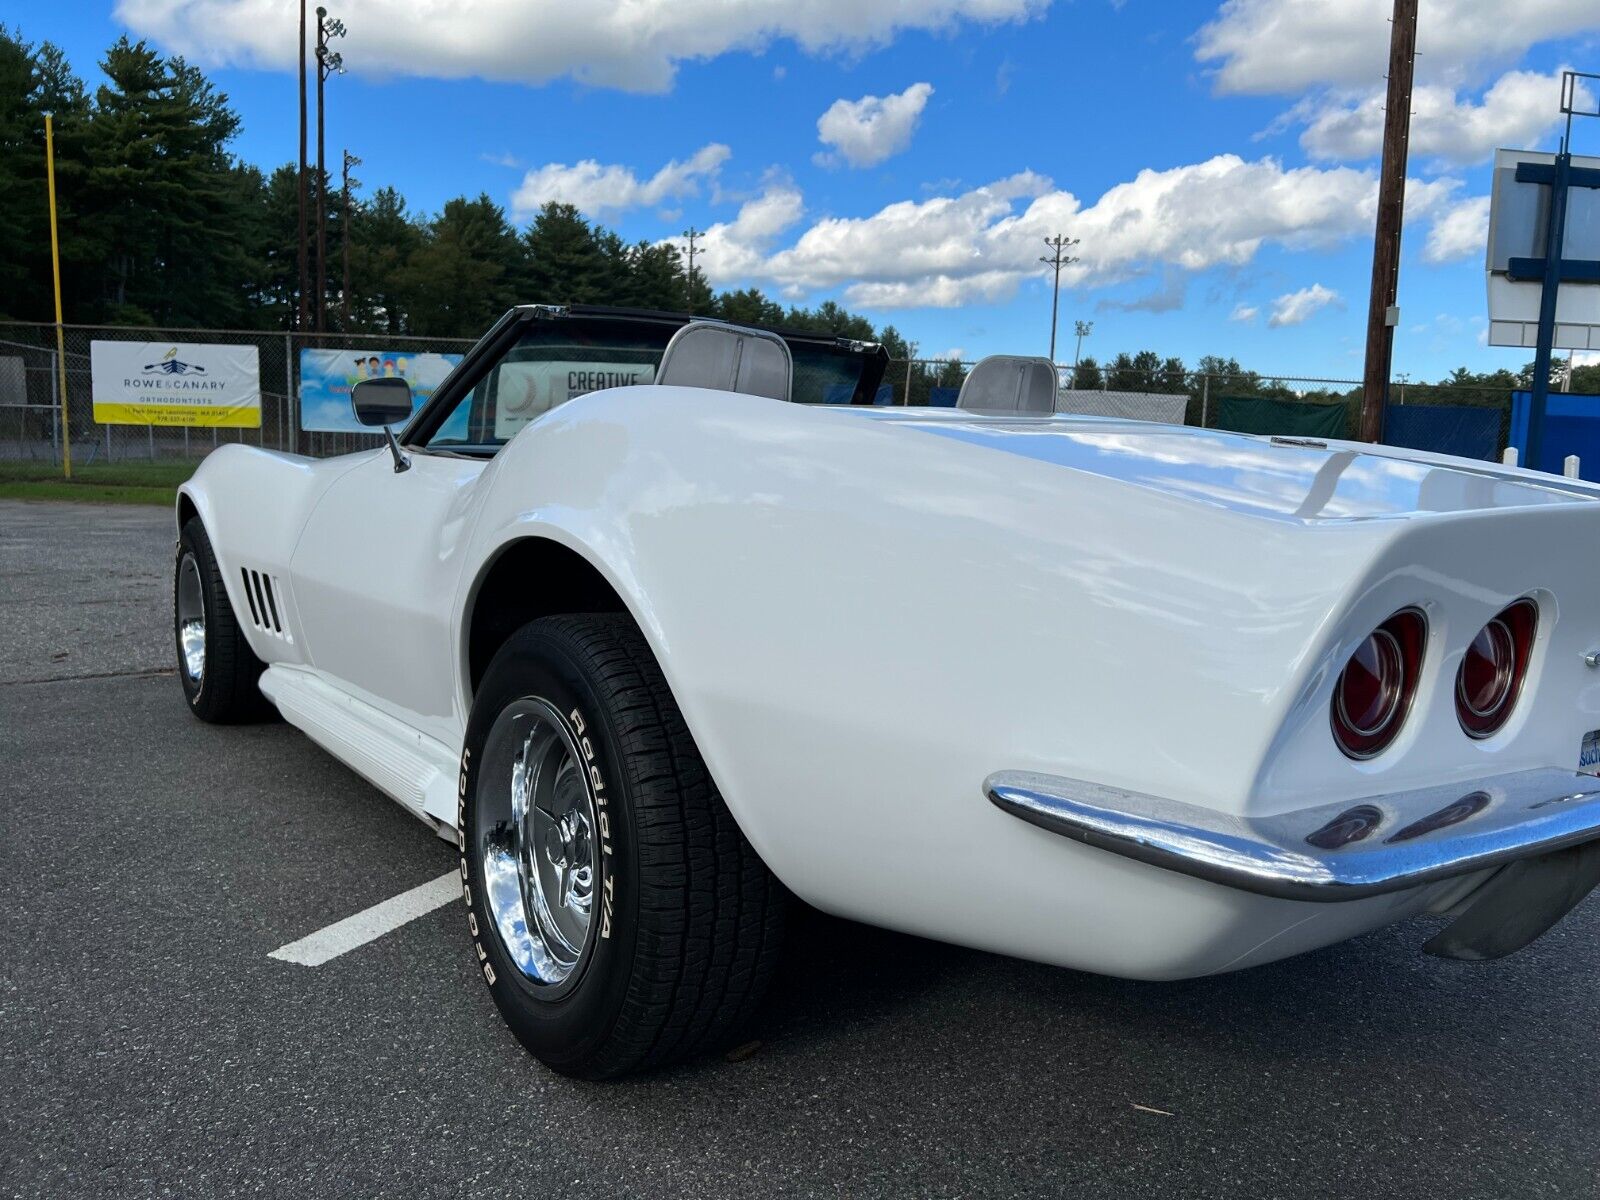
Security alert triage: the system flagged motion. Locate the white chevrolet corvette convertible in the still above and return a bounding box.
[177,304,1600,1078]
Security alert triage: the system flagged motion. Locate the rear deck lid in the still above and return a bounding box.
[858,409,1598,523]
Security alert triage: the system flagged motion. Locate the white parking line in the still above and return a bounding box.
[268,871,459,966]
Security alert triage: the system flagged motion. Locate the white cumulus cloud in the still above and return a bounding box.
[816,82,935,168]
[761,171,1050,303]
[1230,304,1259,323]
[510,145,730,221]
[1267,284,1341,328]
[115,0,1049,91]
[695,183,809,280]
[1422,195,1491,265]
[1195,0,1600,95]
[1300,69,1587,165]
[746,155,1454,309]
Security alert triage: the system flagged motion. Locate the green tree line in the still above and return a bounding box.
[1071,352,1600,401]
[0,26,928,356]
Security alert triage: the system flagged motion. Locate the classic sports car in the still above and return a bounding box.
[177,304,1600,1079]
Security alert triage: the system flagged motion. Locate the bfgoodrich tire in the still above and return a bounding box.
[174,516,267,723]
[458,614,785,1079]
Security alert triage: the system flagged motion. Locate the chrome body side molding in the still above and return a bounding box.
[985,768,1600,902]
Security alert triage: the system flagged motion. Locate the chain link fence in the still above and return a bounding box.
[0,321,475,466]
[893,358,1519,460]
[0,322,1524,470]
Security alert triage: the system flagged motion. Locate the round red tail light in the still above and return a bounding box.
[1456,599,1537,739]
[1332,608,1426,760]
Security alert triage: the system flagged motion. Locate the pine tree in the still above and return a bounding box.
[0,30,93,320]
[623,240,685,310]
[401,194,520,337]
[522,202,612,305]
[0,27,38,314]
[713,287,785,328]
[351,186,424,333]
[84,39,249,325]
[1157,356,1188,394]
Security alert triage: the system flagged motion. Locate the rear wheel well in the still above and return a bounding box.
[466,538,629,694]
[176,493,199,535]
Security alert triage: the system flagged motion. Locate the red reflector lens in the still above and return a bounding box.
[1459,622,1514,717]
[1332,609,1426,759]
[1457,599,1537,739]
[1337,631,1403,735]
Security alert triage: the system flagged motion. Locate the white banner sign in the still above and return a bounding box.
[90,341,261,428]
[494,360,656,439]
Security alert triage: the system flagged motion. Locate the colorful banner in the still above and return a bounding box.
[299,349,462,433]
[90,341,261,428]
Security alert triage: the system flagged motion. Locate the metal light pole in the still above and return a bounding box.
[1071,320,1093,387]
[297,0,309,330]
[1358,0,1418,443]
[682,226,701,312]
[43,111,71,478]
[341,150,361,332]
[314,8,346,333]
[1040,234,1079,362]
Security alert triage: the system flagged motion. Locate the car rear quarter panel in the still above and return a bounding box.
[460,389,1592,977]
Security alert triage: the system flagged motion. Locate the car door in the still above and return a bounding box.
[287,310,681,743]
[288,446,489,745]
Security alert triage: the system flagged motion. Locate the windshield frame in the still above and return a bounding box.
[400,306,890,458]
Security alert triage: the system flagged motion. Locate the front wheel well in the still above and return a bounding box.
[176,492,199,535]
[466,538,630,694]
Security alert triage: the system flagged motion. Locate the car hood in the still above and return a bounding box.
[851,409,1597,523]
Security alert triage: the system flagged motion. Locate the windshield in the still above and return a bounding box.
[425,314,883,452]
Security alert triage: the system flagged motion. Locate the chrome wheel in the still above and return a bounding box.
[176,552,206,684]
[476,698,600,987]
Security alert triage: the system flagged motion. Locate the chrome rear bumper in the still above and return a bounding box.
[985,767,1600,902]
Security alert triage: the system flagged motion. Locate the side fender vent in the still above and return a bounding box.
[240,567,293,643]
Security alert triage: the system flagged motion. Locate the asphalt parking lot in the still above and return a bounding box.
[3,497,1599,1199]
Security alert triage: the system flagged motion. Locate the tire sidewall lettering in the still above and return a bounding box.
[569,705,615,941]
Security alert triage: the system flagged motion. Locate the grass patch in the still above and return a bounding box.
[0,460,195,505]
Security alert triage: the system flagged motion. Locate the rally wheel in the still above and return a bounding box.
[458,613,785,1079]
[174,516,267,723]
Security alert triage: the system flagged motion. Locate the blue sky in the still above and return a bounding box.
[18,0,1600,379]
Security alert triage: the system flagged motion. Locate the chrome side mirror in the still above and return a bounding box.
[351,377,413,473]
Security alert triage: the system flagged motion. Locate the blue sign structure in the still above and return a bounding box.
[1505,73,1600,466]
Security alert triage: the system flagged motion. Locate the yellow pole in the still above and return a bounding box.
[45,113,72,479]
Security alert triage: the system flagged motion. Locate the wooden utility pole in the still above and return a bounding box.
[297,0,309,330]
[1358,0,1418,443]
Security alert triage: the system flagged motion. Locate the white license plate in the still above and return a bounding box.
[1581,731,1600,775]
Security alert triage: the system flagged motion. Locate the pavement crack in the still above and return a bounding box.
[3,666,176,687]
